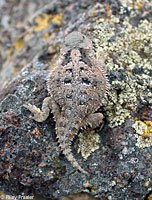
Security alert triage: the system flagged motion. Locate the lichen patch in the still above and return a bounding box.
[132,120,152,148]
[77,130,100,160]
[94,15,152,128]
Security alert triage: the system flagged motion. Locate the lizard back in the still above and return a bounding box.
[47,32,109,174]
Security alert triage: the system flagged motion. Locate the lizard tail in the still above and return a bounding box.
[56,118,89,175]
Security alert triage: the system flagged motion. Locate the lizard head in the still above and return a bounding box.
[61,31,92,55]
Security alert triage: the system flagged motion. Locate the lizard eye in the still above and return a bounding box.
[64,78,72,84]
[81,77,91,85]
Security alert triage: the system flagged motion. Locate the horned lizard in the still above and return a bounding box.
[23,31,109,175]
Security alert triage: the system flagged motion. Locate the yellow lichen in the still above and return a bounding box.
[91,187,97,193]
[34,13,63,32]
[132,120,152,148]
[44,32,50,38]
[105,6,110,12]
[52,13,63,25]
[5,47,14,57]
[14,38,24,49]
[34,13,52,32]
[85,182,90,187]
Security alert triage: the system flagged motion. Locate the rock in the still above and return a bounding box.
[0,0,152,199]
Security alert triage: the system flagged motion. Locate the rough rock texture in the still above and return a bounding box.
[0,0,112,88]
[0,0,152,200]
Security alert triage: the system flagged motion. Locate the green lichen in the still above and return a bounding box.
[94,15,152,128]
[77,130,100,160]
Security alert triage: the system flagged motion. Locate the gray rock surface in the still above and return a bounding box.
[0,0,152,200]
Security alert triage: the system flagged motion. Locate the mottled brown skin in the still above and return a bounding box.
[23,32,109,175]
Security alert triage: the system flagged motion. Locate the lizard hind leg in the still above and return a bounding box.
[82,113,104,129]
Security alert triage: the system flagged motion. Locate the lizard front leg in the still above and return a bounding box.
[23,97,53,122]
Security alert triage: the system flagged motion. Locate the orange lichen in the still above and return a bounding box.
[145,120,152,129]
[134,2,143,9]
[132,120,152,148]
[148,194,152,200]
[86,182,90,187]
